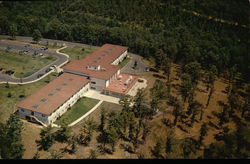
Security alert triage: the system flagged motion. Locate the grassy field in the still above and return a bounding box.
[0,49,57,78]
[55,97,100,126]
[59,46,95,60]
[118,57,131,68]
[0,72,58,123]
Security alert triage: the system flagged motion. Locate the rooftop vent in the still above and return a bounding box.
[32,104,40,108]
[56,88,61,91]
[40,98,48,102]
[48,92,55,96]
[68,78,74,81]
[63,82,68,86]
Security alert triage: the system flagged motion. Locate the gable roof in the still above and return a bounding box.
[63,44,128,80]
[16,73,89,115]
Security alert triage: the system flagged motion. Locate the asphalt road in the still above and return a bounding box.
[0,35,146,83]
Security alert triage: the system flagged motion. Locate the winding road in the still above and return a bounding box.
[0,38,69,84]
[0,35,147,84]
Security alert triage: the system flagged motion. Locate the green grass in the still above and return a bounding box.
[0,72,58,123]
[0,49,57,78]
[118,57,131,68]
[55,97,100,126]
[59,46,95,60]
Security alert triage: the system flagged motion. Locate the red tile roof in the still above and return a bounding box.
[103,73,139,94]
[63,44,128,80]
[16,73,89,115]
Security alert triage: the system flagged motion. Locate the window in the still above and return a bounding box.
[91,81,96,84]
[68,78,74,81]
[31,111,34,115]
[21,109,24,112]
[42,114,45,117]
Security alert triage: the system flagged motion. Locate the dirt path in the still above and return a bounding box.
[182,8,249,29]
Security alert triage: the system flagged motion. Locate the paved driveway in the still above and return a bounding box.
[83,90,120,104]
[121,52,147,75]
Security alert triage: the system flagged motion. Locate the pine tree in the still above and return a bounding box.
[0,114,25,159]
[165,136,174,154]
[199,123,208,146]
[55,125,71,143]
[36,125,55,151]
[151,141,162,158]
[32,29,42,43]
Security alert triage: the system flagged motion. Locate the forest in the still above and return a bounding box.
[0,0,249,81]
[0,0,249,159]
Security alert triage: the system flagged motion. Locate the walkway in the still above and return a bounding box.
[83,90,120,104]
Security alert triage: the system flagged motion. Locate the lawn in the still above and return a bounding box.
[0,72,58,123]
[59,46,95,60]
[118,57,131,68]
[55,97,100,126]
[0,49,57,78]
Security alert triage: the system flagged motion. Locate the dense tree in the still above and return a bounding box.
[199,123,208,146]
[9,24,17,40]
[204,127,250,158]
[78,118,97,146]
[180,73,193,103]
[55,125,71,143]
[183,61,202,86]
[151,141,162,158]
[165,135,174,154]
[32,29,42,43]
[181,137,198,158]
[36,125,55,151]
[172,100,183,125]
[0,114,25,159]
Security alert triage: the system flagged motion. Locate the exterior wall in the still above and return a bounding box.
[111,50,128,65]
[18,107,49,124]
[89,77,106,91]
[18,83,90,125]
[48,82,90,124]
[105,69,120,88]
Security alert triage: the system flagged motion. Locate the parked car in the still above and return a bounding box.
[6,70,15,75]
[24,44,30,48]
[45,68,52,73]
[37,73,43,78]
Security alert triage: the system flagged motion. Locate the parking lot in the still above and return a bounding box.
[0,39,68,83]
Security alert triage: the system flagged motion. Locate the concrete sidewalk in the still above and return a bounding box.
[83,90,120,104]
